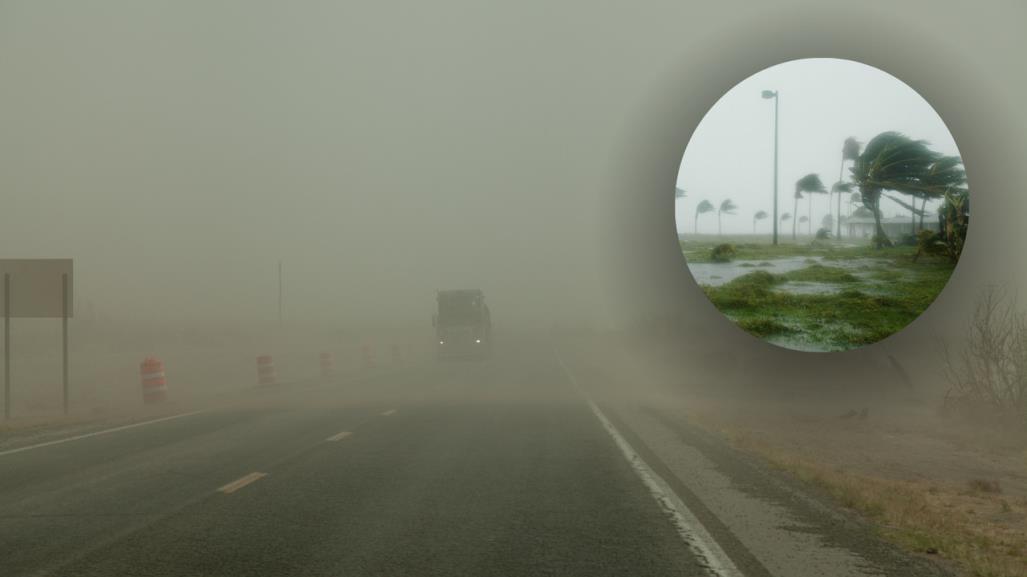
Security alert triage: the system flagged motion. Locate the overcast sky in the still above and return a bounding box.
[676,58,963,235]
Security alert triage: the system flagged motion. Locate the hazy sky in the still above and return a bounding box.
[0,3,1008,334]
[676,58,963,235]
[0,1,614,329]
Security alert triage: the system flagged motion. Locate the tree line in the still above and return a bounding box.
[679,132,968,247]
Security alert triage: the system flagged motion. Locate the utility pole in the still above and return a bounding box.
[763,90,780,245]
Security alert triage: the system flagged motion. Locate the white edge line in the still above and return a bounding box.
[556,355,744,577]
[0,410,207,458]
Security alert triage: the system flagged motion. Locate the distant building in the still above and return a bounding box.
[843,214,939,240]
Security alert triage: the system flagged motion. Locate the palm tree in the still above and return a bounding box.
[884,193,929,234]
[850,132,949,247]
[675,187,687,199]
[835,138,860,237]
[831,181,853,237]
[794,173,827,240]
[717,199,738,236]
[792,190,802,240]
[848,192,861,217]
[799,215,809,232]
[780,212,792,227]
[808,193,814,236]
[917,157,967,230]
[753,210,769,233]
[694,199,715,233]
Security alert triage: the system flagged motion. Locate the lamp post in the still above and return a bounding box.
[762,90,779,245]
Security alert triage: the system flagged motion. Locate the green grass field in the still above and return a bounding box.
[681,237,956,351]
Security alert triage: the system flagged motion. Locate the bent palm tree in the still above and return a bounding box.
[848,192,861,217]
[718,199,738,236]
[694,199,715,233]
[753,210,768,233]
[835,137,860,237]
[794,173,827,240]
[850,132,944,247]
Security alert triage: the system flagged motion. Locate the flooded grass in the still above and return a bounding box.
[682,237,914,264]
[684,240,955,350]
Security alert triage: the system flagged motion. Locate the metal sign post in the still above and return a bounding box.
[4,273,9,421]
[62,273,69,415]
[0,260,73,421]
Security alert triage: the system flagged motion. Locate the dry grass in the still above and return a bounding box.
[715,426,1027,577]
[967,478,1003,495]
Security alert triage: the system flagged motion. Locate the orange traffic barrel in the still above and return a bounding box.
[319,352,335,377]
[257,354,277,386]
[140,357,168,403]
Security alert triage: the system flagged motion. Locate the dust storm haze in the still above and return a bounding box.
[4,3,1027,576]
[2,0,1027,400]
[0,1,610,333]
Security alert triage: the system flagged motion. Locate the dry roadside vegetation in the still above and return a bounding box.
[680,287,1027,577]
[577,284,1027,577]
[683,402,1027,577]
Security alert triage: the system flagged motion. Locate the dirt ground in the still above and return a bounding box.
[680,396,1027,577]
[680,395,1027,497]
[560,330,1027,577]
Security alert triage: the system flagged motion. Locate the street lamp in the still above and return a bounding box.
[762,90,779,245]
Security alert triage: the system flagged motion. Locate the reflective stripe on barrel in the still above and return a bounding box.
[257,354,276,385]
[140,357,167,403]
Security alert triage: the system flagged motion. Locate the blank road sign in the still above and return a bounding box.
[0,259,74,318]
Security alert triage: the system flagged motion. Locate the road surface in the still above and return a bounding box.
[0,341,949,576]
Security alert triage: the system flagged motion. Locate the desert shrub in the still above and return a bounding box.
[711,243,736,262]
[942,286,1027,428]
[967,478,1002,494]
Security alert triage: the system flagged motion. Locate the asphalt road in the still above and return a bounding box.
[0,341,951,577]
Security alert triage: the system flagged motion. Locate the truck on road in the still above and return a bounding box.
[433,289,492,360]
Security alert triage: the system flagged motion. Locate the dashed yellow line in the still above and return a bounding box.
[326,431,353,442]
[218,472,267,494]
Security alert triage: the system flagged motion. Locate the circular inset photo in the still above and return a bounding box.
[676,58,968,352]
